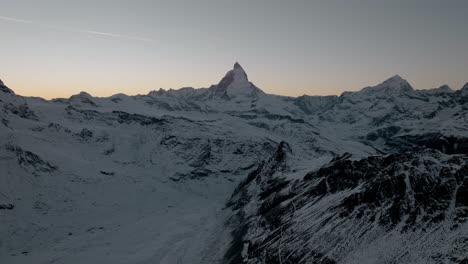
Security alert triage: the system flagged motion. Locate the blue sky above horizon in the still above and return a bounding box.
[1,0,467,99]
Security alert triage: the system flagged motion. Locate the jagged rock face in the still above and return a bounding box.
[5,144,57,175]
[225,141,293,264]
[0,79,15,94]
[461,82,468,92]
[218,62,249,90]
[305,150,468,227]
[208,62,263,101]
[227,148,468,264]
[3,103,38,120]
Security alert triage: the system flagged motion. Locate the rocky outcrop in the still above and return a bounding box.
[226,148,468,263]
[3,103,38,120]
[0,79,15,94]
[0,204,14,210]
[69,92,97,107]
[5,144,57,175]
[225,141,293,264]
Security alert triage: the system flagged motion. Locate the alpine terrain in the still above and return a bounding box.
[1,63,467,263]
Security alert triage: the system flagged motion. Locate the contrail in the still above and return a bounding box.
[0,15,154,42]
[0,15,33,23]
[80,30,154,42]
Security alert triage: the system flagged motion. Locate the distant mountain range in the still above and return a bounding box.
[1,63,467,263]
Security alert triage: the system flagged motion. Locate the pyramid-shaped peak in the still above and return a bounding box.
[231,62,248,81]
[217,62,249,89]
[208,63,264,100]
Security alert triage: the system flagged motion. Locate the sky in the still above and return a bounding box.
[0,0,467,99]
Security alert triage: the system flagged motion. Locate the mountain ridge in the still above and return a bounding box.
[4,63,467,101]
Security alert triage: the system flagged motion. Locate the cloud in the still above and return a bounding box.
[0,15,154,42]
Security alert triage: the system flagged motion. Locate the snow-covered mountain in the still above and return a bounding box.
[0,64,467,263]
[227,145,468,264]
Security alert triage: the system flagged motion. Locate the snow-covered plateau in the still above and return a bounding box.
[0,64,467,263]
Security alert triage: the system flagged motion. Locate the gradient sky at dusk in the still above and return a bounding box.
[1,0,467,99]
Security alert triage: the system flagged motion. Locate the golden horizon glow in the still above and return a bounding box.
[4,69,467,100]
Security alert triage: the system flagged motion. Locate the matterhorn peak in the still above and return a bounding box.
[233,62,248,80]
[218,62,249,89]
[208,62,263,100]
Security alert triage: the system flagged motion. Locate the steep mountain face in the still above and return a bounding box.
[461,83,468,93]
[226,147,468,263]
[208,62,264,101]
[1,64,468,263]
[144,62,265,112]
[0,79,15,94]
